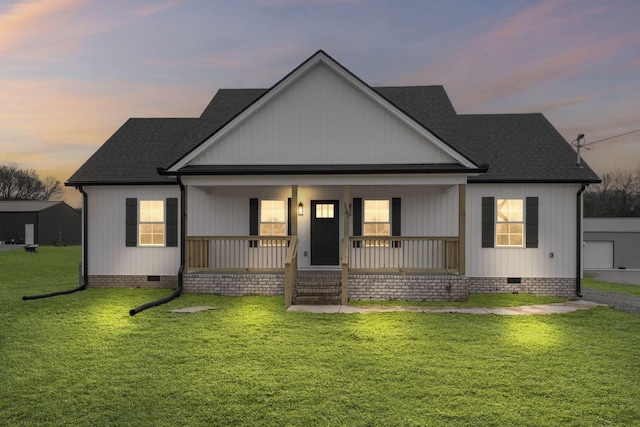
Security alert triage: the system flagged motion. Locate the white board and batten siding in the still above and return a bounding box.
[191,62,457,166]
[86,186,180,276]
[466,184,580,278]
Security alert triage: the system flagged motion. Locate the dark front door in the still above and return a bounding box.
[311,200,340,265]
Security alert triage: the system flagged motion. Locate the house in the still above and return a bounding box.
[584,218,640,269]
[66,50,600,306]
[0,200,81,246]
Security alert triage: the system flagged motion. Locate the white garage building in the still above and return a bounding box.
[584,218,640,270]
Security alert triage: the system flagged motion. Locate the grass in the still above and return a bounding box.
[1,247,640,426]
[583,276,640,297]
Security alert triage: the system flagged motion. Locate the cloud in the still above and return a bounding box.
[0,76,210,180]
[530,95,593,113]
[396,0,640,110]
[0,0,88,54]
[255,0,357,6]
[198,44,317,86]
[135,0,188,16]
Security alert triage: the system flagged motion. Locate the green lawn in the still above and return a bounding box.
[2,247,640,426]
[583,276,640,297]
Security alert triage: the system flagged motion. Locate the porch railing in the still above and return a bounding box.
[186,236,292,272]
[348,236,459,273]
[187,235,459,273]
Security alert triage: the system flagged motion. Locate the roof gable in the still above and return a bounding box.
[168,50,476,171]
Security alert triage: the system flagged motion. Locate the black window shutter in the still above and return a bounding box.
[126,198,137,247]
[391,198,401,236]
[481,197,495,248]
[526,197,539,248]
[352,198,363,236]
[166,198,178,247]
[352,198,362,248]
[391,198,401,247]
[249,198,259,247]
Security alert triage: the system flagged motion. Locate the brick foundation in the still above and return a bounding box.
[89,272,577,300]
[468,277,576,298]
[183,272,469,301]
[183,272,284,296]
[349,274,469,302]
[88,275,177,289]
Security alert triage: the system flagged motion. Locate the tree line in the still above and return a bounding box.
[0,163,63,201]
[584,168,640,217]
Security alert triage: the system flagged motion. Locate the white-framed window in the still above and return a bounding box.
[260,199,287,246]
[496,199,523,247]
[139,200,165,246]
[364,199,390,236]
[363,199,390,246]
[315,203,335,219]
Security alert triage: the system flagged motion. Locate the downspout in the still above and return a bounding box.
[23,186,89,300]
[576,184,586,297]
[129,177,185,315]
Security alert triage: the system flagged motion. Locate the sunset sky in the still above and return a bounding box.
[1,0,639,206]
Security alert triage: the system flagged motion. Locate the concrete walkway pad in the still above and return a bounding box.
[287,300,605,315]
[168,306,219,313]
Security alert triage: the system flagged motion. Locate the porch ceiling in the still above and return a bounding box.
[182,173,470,188]
[175,163,484,175]
[189,183,458,194]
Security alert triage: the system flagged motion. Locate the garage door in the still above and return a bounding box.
[584,241,613,269]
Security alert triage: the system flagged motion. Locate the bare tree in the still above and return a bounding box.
[584,168,640,217]
[0,163,63,201]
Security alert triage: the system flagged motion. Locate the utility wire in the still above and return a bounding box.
[588,128,640,145]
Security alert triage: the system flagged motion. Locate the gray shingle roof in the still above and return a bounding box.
[67,118,199,184]
[67,85,600,186]
[428,114,600,183]
[0,201,63,212]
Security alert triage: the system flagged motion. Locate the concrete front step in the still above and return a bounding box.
[293,272,342,305]
[295,287,341,294]
[294,295,342,305]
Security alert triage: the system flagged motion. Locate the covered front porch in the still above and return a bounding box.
[181,177,468,306]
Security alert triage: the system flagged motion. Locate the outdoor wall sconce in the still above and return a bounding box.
[298,202,304,216]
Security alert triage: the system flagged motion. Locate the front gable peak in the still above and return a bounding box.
[168,50,477,171]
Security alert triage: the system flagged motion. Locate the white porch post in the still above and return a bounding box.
[458,183,466,276]
[341,185,350,305]
[284,185,298,307]
[291,185,298,236]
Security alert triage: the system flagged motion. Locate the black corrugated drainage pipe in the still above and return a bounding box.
[129,177,186,316]
[128,265,184,316]
[576,184,586,297]
[23,186,89,300]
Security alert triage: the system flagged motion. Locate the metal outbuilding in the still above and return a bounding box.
[584,218,640,269]
[0,201,81,246]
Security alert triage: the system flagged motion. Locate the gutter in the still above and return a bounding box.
[23,186,89,300]
[576,184,587,297]
[129,177,186,315]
